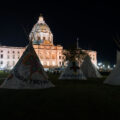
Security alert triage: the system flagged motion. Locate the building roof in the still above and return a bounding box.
[0,45,25,49]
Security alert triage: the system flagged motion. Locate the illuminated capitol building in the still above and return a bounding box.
[0,15,97,70]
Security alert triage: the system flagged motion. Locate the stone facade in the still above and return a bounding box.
[0,46,25,69]
[33,44,64,68]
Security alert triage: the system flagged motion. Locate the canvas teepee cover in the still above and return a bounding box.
[104,64,120,85]
[117,50,120,65]
[1,41,54,89]
[80,56,101,78]
[104,51,120,85]
[59,61,86,80]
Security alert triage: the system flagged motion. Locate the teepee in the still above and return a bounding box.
[59,61,86,80]
[104,64,120,85]
[80,55,101,78]
[117,50,120,65]
[1,41,54,89]
[104,51,120,85]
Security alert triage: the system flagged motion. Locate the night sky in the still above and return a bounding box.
[0,1,119,65]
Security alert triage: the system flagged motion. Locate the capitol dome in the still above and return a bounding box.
[29,15,53,45]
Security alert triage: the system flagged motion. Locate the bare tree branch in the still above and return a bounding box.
[113,34,120,49]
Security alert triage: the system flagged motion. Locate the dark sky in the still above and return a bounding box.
[0,1,119,65]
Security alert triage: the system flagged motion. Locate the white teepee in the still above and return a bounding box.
[117,50,120,65]
[104,51,120,85]
[59,61,86,80]
[1,41,54,89]
[80,56,101,78]
[104,64,120,85]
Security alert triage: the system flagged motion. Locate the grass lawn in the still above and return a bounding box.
[0,72,120,119]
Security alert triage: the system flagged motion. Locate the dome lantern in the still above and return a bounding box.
[38,14,45,24]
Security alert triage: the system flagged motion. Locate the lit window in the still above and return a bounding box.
[13,55,15,59]
[47,61,49,66]
[0,61,3,64]
[1,54,3,58]
[59,61,62,66]
[43,37,46,40]
[59,56,61,59]
[52,61,55,66]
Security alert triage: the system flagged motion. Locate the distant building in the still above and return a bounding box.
[0,46,25,69]
[85,50,97,66]
[0,15,97,70]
